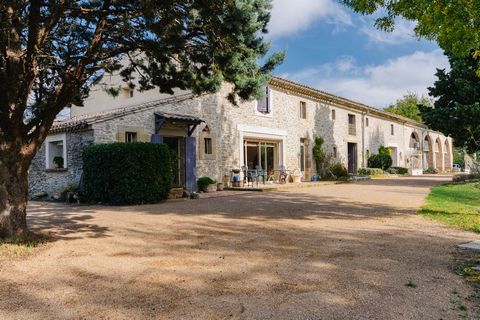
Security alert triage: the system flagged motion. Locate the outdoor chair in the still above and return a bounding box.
[241,165,258,187]
[255,165,267,184]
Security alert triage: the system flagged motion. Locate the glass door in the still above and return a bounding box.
[244,140,278,173]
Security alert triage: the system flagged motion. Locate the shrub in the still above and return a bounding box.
[424,167,438,174]
[452,173,480,183]
[82,142,172,205]
[358,167,384,176]
[197,177,216,188]
[368,146,393,170]
[389,166,408,175]
[329,163,349,179]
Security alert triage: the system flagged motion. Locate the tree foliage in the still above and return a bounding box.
[385,93,431,123]
[419,51,480,153]
[0,0,283,237]
[341,0,480,57]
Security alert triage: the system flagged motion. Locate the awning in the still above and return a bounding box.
[154,112,204,136]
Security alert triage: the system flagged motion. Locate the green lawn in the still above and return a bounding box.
[419,183,480,233]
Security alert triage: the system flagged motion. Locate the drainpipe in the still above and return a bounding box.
[361,111,367,168]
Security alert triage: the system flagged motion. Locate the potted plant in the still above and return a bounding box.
[53,156,64,168]
[197,177,217,192]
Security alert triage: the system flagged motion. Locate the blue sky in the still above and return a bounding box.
[267,0,449,108]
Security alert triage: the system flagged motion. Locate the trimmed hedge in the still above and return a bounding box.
[387,166,409,175]
[358,167,384,176]
[82,142,173,205]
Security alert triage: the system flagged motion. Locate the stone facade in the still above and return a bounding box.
[29,130,94,195]
[28,77,453,196]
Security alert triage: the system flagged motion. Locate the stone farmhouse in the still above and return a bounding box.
[28,76,453,195]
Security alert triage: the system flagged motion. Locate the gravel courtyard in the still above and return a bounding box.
[1,176,479,319]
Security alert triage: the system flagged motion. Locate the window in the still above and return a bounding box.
[348,114,356,135]
[331,109,336,120]
[256,86,271,114]
[333,146,337,158]
[45,133,67,169]
[365,117,369,127]
[204,138,213,155]
[390,124,394,136]
[299,101,307,119]
[125,131,137,143]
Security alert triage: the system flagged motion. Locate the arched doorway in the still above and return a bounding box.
[444,139,452,172]
[423,135,434,170]
[410,132,420,150]
[435,138,443,172]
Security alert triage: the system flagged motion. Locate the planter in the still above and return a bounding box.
[201,184,217,193]
[217,183,224,191]
[290,174,302,183]
[232,181,242,188]
[169,187,184,199]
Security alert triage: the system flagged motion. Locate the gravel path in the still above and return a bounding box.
[1,175,479,319]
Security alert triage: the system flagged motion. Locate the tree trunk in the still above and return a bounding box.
[0,157,29,238]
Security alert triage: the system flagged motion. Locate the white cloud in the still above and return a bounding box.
[359,18,418,45]
[268,0,352,38]
[286,50,449,108]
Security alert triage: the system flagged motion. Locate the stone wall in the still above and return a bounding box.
[29,81,454,198]
[28,130,94,196]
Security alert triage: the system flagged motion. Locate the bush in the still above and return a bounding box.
[368,154,392,170]
[367,145,393,170]
[82,142,173,205]
[358,167,384,176]
[329,163,349,179]
[452,173,480,183]
[388,166,408,175]
[197,177,216,188]
[424,167,438,174]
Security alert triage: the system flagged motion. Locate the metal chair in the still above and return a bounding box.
[255,165,267,184]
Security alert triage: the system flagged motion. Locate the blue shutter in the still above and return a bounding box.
[151,134,163,144]
[185,137,197,192]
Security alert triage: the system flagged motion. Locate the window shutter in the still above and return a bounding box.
[257,86,269,113]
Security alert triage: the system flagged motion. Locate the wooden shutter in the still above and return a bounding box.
[150,134,163,144]
[257,86,269,113]
[185,137,197,192]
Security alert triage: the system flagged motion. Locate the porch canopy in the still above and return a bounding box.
[154,111,204,137]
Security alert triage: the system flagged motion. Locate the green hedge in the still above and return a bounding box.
[387,166,409,175]
[358,167,384,176]
[82,142,173,205]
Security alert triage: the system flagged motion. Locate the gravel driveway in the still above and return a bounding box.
[1,175,479,319]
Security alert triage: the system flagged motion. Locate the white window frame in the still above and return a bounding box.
[45,133,67,169]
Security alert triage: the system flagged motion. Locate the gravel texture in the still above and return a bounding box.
[1,175,479,319]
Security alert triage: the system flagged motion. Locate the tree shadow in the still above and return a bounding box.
[27,202,110,241]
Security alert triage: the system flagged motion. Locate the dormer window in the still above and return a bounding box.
[256,86,271,114]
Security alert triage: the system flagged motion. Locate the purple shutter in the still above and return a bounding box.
[257,86,269,113]
[185,137,197,192]
[151,134,163,144]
